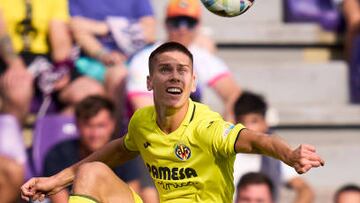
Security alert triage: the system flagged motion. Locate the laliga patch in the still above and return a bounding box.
[223,123,235,138]
[174,143,191,161]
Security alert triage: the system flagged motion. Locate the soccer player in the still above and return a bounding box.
[20,42,324,203]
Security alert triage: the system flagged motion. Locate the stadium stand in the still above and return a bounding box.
[31,115,78,176]
[284,0,343,31]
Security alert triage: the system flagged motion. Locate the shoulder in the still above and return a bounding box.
[191,102,223,130]
[130,106,155,124]
[193,102,222,120]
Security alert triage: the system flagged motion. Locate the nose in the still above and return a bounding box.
[89,126,101,137]
[169,70,181,83]
[178,24,189,32]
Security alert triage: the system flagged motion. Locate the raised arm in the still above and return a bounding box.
[234,129,324,174]
[49,20,72,62]
[211,74,241,123]
[288,176,314,203]
[20,137,137,201]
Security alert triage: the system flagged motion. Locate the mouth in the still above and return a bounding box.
[166,87,183,95]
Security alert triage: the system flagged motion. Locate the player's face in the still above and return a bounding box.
[77,109,115,152]
[166,17,199,46]
[147,50,196,109]
[336,191,360,203]
[236,184,273,203]
[237,113,268,133]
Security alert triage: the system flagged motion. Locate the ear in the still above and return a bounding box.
[191,74,197,93]
[146,75,153,91]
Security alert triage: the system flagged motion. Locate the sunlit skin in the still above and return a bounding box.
[336,191,360,203]
[77,109,115,152]
[236,184,274,203]
[147,50,196,134]
[237,113,268,134]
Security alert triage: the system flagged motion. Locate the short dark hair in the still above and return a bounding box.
[75,95,115,122]
[334,184,360,203]
[237,172,274,200]
[148,41,193,74]
[234,91,267,118]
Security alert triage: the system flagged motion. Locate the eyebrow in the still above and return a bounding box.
[158,63,191,68]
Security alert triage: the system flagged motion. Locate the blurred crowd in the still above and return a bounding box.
[0,0,359,203]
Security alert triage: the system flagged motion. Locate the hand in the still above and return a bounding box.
[289,144,325,174]
[0,58,33,90]
[20,176,62,202]
[98,51,126,67]
[53,73,70,90]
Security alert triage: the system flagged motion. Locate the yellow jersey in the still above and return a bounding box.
[124,100,245,203]
[0,0,69,54]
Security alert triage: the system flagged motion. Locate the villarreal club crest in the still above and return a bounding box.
[174,143,191,161]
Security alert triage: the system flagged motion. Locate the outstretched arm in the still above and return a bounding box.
[21,137,137,201]
[288,177,314,203]
[234,129,324,174]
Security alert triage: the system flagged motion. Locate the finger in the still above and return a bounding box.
[21,180,36,194]
[307,160,323,168]
[296,164,312,174]
[302,144,316,152]
[20,187,34,197]
[20,193,30,202]
[303,164,313,173]
[305,153,325,166]
[32,192,43,201]
[38,194,46,202]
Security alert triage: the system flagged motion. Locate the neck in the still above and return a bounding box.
[155,100,189,134]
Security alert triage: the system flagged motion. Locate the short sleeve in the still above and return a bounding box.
[197,120,245,157]
[133,0,154,18]
[123,117,139,152]
[50,0,69,21]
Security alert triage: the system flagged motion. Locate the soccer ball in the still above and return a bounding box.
[201,0,255,17]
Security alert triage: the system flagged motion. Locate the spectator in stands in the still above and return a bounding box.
[233,91,314,203]
[0,0,104,122]
[43,96,141,203]
[68,0,156,102]
[343,0,360,60]
[0,114,27,203]
[342,0,360,103]
[235,172,275,203]
[334,184,360,203]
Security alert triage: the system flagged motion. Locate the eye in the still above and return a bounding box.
[159,66,171,73]
[178,66,188,74]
